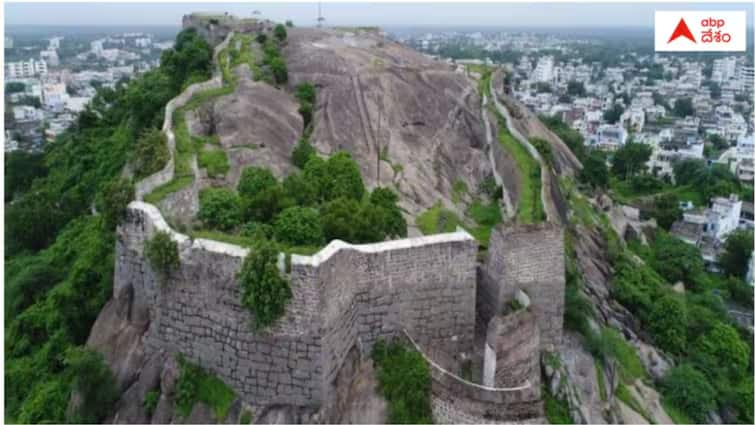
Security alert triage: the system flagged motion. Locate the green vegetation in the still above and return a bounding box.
[4,27,212,422]
[273,206,324,246]
[595,361,607,402]
[718,229,754,279]
[237,240,292,329]
[661,397,694,424]
[145,231,180,279]
[616,383,653,423]
[143,390,160,417]
[198,149,230,178]
[174,356,236,420]
[132,128,170,179]
[416,202,462,235]
[452,179,468,203]
[240,409,254,424]
[491,109,544,223]
[99,178,135,231]
[372,339,432,424]
[530,137,554,168]
[198,188,243,231]
[660,364,716,423]
[544,386,574,424]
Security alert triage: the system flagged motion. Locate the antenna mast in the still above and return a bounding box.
[317,2,325,28]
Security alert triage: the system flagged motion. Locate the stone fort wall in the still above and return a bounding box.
[479,222,565,351]
[118,201,478,409]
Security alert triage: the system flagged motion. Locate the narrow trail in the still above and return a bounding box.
[481,92,514,218]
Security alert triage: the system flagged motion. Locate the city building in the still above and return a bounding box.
[5,59,48,78]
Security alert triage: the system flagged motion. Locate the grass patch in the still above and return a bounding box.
[601,328,647,382]
[492,109,544,223]
[595,361,607,402]
[467,199,502,248]
[144,175,194,204]
[661,397,694,424]
[544,386,574,424]
[174,356,235,421]
[198,149,230,178]
[240,409,253,424]
[416,202,462,235]
[616,383,653,423]
[452,179,468,203]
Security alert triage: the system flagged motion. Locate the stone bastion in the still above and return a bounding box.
[117,201,564,423]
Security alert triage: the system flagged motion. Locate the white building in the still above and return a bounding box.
[42,82,68,111]
[532,56,555,83]
[40,49,59,67]
[592,124,628,151]
[706,194,743,241]
[5,36,13,48]
[5,59,48,78]
[712,57,737,83]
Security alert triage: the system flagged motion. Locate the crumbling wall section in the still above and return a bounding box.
[482,223,565,350]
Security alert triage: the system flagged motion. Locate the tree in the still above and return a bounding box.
[708,134,728,151]
[5,150,47,202]
[321,197,363,243]
[718,229,754,279]
[325,151,366,201]
[661,364,717,423]
[649,232,705,286]
[652,193,682,230]
[273,206,324,246]
[282,172,318,207]
[237,240,291,329]
[579,152,608,189]
[692,321,750,380]
[6,81,26,93]
[238,167,286,222]
[370,188,408,239]
[99,178,134,231]
[285,20,294,27]
[64,347,119,423]
[145,231,180,279]
[603,103,624,124]
[291,138,316,169]
[672,159,707,186]
[646,294,687,355]
[273,24,287,42]
[611,142,652,179]
[672,97,695,117]
[567,80,586,97]
[197,188,242,231]
[269,56,288,85]
[131,128,169,179]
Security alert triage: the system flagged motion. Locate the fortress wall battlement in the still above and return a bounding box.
[118,202,478,409]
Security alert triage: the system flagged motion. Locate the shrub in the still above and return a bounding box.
[718,229,754,279]
[174,356,235,420]
[238,167,286,222]
[64,347,119,423]
[273,24,287,42]
[99,178,134,230]
[321,197,363,243]
[145,231,180,279]
[198,188,242,231]
[579,151,608,189]
[291,138,316,169]
[238,240,292,328]
[645,294,687,355]
[294,82,316,105]
[143,390,159,417]
[282,172,318,207]
[324,151,366,201]
[132,128,170,179]
[198,149,230,178]
[369,187,408,239]
[648,232,705,287]
[660,364,716,423]
[256,33,267,44]
[269,56,288,85]
[372,339,432,424]
[273,206,324,246]
[530,137,554,168]
[691,321,750,380]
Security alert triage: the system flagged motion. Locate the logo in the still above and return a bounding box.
[655,11,746,52]
[667,18,696,43]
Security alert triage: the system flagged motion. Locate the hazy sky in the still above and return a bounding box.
[4,2,753,28]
